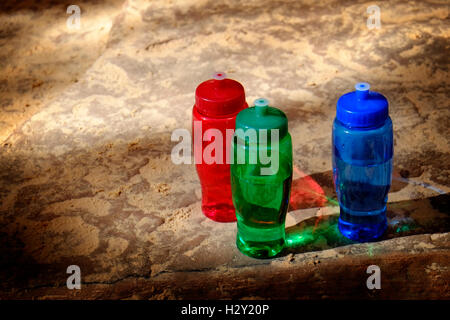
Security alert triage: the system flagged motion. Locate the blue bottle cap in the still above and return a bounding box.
[336,83,389,128]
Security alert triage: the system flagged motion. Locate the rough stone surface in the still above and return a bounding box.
[0,0,448,299]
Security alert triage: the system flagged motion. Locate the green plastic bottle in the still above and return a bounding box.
[231,98,293,258]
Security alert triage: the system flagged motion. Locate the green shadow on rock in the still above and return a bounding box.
[280,193,449,257]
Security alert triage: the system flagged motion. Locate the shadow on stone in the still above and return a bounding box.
[281,193,450,256]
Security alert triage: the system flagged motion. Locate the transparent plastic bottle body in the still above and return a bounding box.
[332,117,393,241]
[231,134,292,258]
[193,108,243,222]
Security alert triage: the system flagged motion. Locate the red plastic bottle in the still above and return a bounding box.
[193,72,247,222]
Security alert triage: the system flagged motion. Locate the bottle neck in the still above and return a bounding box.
[335,117,389,131]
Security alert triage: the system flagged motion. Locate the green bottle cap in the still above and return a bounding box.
[235,98,288,142]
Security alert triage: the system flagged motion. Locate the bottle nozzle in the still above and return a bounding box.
[355,82,370,100]
[213,72,227,89]
[213,72,227,80]
[254,98,269,116]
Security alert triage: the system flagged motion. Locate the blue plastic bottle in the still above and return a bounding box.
[332,83,393,242]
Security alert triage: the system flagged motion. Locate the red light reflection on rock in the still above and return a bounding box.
[289,167,327,211]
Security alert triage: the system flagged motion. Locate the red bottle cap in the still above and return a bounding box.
[195,72,246,117]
